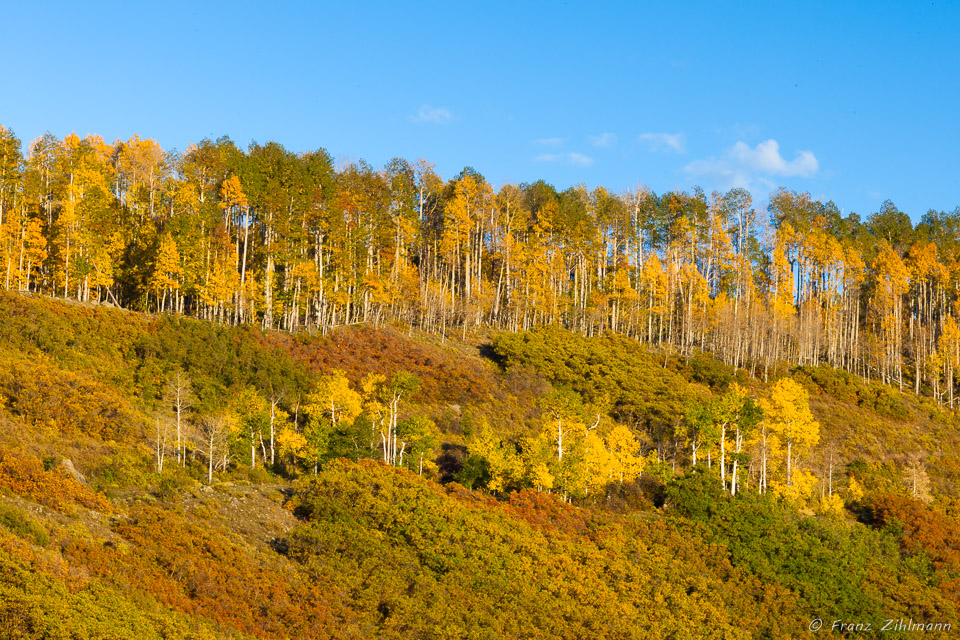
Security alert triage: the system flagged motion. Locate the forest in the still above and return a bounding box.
[1,125,960,637]
[2,125,959,399]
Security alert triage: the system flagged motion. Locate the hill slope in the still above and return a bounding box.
[0,292,959,638]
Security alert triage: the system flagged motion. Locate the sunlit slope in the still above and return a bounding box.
[0,292,959,638]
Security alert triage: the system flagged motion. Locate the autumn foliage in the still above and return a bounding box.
[0,270,959,637]
[259,326,492,404]
[3,125,960,414]
[0,355,136,441]
[288,459,804,639]
[0,446,110,513]
[868,494,960,605]
[65,506,354,639]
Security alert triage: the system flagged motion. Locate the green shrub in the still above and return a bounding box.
[792,364,911,420]
[494,328,693,436]
[862,382,910,419]
[662,471,950,624]
[792,364,861,402]
[151,472,196,501]
[684,352,734,390]
[0,504,48,546]
[227,465,273,485]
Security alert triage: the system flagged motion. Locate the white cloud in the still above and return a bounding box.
[729,139,818,176]
[533,137,566,147]
[638,132,686,153]
[685,139,819,190]
[588,132,617,148]
[534,152,595,166]
[534,153,562,163]
[567,152,594,166]
[411,105,453,125]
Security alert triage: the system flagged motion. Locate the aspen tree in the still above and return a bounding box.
[302,370,362,472]
[538,389,585,463]
[871,242,909,388]
[194,412,237,484]
[764,378,819,490]
[678,401,719,468]
[219,175,250,321]
[151,232,182,312]
[605,425,645,484]
[164,370,194,466]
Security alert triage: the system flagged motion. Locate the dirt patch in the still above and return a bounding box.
[179,482,298,547]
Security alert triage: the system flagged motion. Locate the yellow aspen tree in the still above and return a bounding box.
[905,241,948,394]
[871,242,909,388]
[219,175,251,321]
[610,264,637,333]
[605,425,645,483]
[493,184,529,326]
[304,370,363,427]
[361,372,388,454]
[276,427,309,473]
[538,389,586,464]
[0,219,14,290]
[771,235,795,317]
[578,430,615,495]
[119,135,166,218]
[752,400,781,495]
[21,217,47,292]
[926,350,944,407]
[397,416,440,474]
[766,230,796,375]
[706,208,735,296]
[151,232,182,312]
[234,386,269,470]
[713,385,740,492]
[520,435,556,492]
[765,378,819,490]
[57,177,79,297]
[359,372,420,465]
[303,370,363,473]
[443,175,479,302]
[939,314,960,408]
[0,126,21,232]
[471,420,524,493]
[725,386,762,496]
[639,253,668,344]
[57,133,110,300]
[842,245,866,372]
[88,231,124,304]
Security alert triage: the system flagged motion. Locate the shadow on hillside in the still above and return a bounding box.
[437,443,468,483]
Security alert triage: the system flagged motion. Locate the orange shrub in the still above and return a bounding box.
[258,326,493,403]
[66,506,356,639]
[0,447,111,513]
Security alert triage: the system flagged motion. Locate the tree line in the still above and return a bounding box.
[2,125,960,402]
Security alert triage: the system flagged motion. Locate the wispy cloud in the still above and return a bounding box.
[567,152,594,166]
[588,132,617,148]
[411,104,453,125]
[533,137,566,147]
[534,152,595,166]
[685,139,819,189]
[637,132,686,153]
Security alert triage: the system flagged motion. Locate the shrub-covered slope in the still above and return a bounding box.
[1,292,959,638]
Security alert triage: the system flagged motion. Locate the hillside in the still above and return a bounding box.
[3,126,960,419]
[0,291,959,638]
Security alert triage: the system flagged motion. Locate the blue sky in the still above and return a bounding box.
[2,1,957,218]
